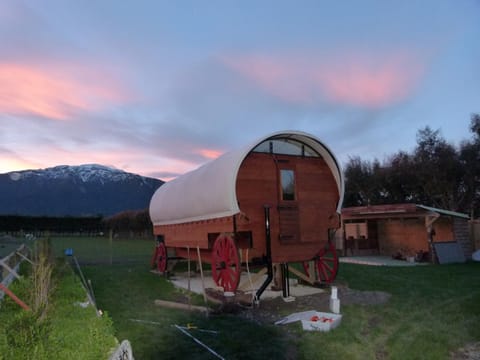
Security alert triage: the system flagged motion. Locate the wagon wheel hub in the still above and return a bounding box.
[211,234,241,293]
[302,241,338,283]
[151,242,168,273]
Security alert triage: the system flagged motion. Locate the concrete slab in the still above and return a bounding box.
[168,271,324,300]
[339,256,426,266]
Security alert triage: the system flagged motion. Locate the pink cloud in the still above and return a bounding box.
[196,148,223,160]
[221,50,425,108]
[0,62,131,120]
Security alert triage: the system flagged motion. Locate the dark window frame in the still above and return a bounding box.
[280,168,296,201]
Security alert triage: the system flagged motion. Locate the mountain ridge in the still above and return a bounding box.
[0,164,164,217]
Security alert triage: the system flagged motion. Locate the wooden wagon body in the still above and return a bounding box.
[149,131,344,297]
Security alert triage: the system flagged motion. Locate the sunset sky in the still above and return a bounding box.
[1,1,479,180]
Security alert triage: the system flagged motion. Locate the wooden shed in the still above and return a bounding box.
[149,131,344,297]
[341,204,472,262]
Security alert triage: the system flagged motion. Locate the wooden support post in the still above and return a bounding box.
[187,246,191,310]
[154,299,209,313]
[308,260,316,283]
[238,267,268,291]
[109,229,113,265]
[425,213,440,264]
[273,263,282,290]
[288,266,316,285]
[196,246,208,304]
[425,213,440,232]
[281,263,290,298]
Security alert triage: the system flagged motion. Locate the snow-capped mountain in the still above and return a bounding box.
[0,164,164,216]
[9,164,153,184]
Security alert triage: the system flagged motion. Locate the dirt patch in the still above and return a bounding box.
[204,286,391,360]
[451,343,480,360]
[218,285,392,325]
[337,286,392,306]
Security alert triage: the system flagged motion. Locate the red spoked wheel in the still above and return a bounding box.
[151,242,168,273]
[303,241,339,283]
[211,234,241,292]
[316,241,339,283]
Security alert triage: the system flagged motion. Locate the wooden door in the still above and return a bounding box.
[278,156,339,244]
[278,166,301,243]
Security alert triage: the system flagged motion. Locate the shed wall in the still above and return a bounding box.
[454,218,473,258]
[469,220,480,251]
[377,219,424,255]
[377,217,454,256]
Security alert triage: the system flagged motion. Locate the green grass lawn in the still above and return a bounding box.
[82,263,290,359]
[46,237,480,359]
[82,262,480,360]
[298,262,480,360]
[49,236,154,264]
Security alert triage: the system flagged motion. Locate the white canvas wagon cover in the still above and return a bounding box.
[149,131,344,226]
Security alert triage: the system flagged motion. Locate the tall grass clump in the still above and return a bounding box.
[31,238,55,319]
[0,239,56,358]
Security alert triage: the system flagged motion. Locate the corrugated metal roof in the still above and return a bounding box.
[342,203,417,217]
[149,130,344,226]
[415,205,470,219]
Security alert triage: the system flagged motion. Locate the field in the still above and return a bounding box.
[50,236,154,264]
[5,236,480,359]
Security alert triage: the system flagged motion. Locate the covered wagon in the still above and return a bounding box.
[149,131,344,299]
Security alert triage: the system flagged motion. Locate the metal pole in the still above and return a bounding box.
[281,263,290,298]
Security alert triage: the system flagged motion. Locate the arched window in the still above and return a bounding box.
[252,137,320,157]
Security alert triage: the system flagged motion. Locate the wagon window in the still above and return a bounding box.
[253,139,319,157]
[280,169,296,201]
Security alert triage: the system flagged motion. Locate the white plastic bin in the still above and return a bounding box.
[301,311,342,332]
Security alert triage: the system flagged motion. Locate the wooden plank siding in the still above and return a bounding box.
[370,217,455,256]
[236,152,339,263]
